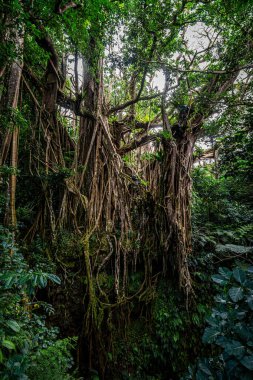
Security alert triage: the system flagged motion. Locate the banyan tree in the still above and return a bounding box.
[0,0,252,377]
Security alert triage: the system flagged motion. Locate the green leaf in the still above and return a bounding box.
[246,295,253,310]
[198,361,212,376]
[39,275,47,288]
[225,359,238,374]
[218,267,232,280]
[196,369,208,380]
[32,274,38,287]
[211,274,228,285]
[216,336,230,348]
[245,280,253,289]
[225,340,245,359]
[233,268,246,285]
[6,320,20,332]
[240,355,253,370]
[214,295,227,303]
[235,325,253,342]
[160,130,172,140]
[47,274,61,285]
[206,317,219,328]
[229,287,244,302]
[4,275,15,288]
[19,273,29,285]
[0,349,3,363]
[202,326,220,344]
[2,339,16,350]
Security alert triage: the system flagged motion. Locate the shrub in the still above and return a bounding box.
[184,265,253,380]
[0,226,78,379]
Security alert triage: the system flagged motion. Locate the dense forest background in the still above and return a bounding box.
[0,0,253,379]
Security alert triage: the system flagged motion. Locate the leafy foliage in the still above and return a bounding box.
[111,282,210,379]
[184,265,253,380]
[27,338,78,380]
[0,226,77,379]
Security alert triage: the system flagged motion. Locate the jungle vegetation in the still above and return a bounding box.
[0,0,253,379]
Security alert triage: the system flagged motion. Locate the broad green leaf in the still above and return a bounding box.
[225,340,245,359]
[211,274,228,285]
[196,369,208,380]
[216,336,230,348]
[202,326,220,344]
[236,310,247,320]
[240,355,253,370]
[225,359,238,374]
[247,295,253,310]
[245,280,253,289]
[0,349,3,363]
[229,287,244,302]
[206,316,219,327]
[214,295,227,303]
[2,339,16,350]
[6,320,20,332]
[198,361,212,376]
[235,325,253,342]
[233,268,246,285]
[219,267,232,280]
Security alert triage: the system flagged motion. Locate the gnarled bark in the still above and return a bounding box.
[0,27,24,227]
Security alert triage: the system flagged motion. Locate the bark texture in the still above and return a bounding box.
[0,27,24,227]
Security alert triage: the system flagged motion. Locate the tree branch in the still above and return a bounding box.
[118,134,158,155]
[57,90,95,119]
[108,34,158,115]
[144,62,253,75]
[55,1,79,14]
[107,92,163,115]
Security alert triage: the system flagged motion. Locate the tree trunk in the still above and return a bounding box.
[144,122,201,299]
[161,132,196,296]
[2,28,24,227]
